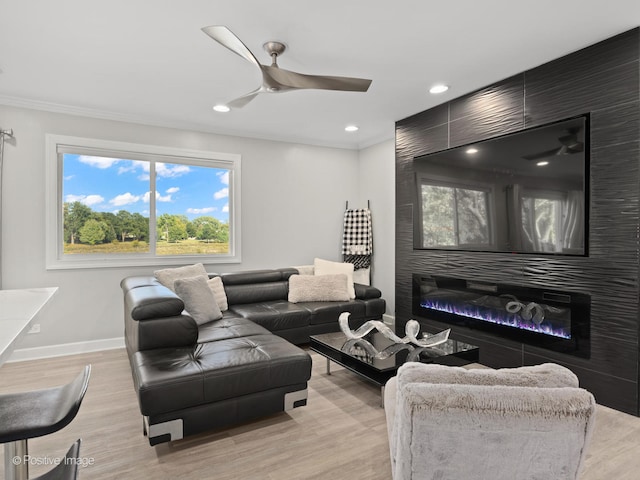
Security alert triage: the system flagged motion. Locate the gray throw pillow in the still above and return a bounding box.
[154,263,208,292]
[174,275,223,325]
[207,276,229,312]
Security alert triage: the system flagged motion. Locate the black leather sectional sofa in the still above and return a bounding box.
[121,267,386,445]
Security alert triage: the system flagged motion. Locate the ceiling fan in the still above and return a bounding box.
[522,128,584,161]
[201,25,372,108]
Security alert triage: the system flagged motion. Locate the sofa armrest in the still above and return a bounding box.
[123,283,198,352]
[354,283,382,300]
[134,315,198,351]
[125,285,184,320]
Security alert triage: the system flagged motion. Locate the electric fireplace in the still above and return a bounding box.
[412,274,590,358]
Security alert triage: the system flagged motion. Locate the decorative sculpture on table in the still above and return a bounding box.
[338,312,450,348]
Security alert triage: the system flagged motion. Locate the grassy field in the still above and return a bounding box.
[64,239,229,255]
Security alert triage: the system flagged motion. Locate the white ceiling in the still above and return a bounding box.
[1,0,639,150]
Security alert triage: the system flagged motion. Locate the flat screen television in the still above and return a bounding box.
[413,114,589,256]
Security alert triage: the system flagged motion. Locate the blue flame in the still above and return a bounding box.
[420,298,571,339]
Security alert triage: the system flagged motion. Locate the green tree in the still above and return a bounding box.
[186,220,197,238]
[193,216,228,243]
[197,222,216,243]
[115,210,134,242]
[218,222,229,243]
[65,202,93,244]
[131,213,149,242]
[79,219,106,245]
[96,212,117,243]
[157,214,188,243]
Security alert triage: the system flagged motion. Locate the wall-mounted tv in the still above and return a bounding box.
[413,115,589,256]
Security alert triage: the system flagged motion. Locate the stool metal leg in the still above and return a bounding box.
[4,440,28,480]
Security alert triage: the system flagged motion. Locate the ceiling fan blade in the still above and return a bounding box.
[201,25,260,67]
[522,148,562,161]
[559,134,584,151]
[262,66,372,92]
[227,88,263,109]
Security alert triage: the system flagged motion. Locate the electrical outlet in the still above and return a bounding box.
[28,323,40,334]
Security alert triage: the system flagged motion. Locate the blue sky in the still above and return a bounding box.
[63,154,229,222]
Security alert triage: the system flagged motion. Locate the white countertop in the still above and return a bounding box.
[0,287,58,366]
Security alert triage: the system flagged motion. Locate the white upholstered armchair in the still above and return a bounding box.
[384,363,596,480]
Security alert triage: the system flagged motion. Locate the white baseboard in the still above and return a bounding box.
[7,337,125,363]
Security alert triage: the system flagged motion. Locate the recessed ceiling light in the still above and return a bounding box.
[213,104,230,113]
[536,161,549,167]
[466,148,478,154]
[429,84,449,94]
[345,125,359,132]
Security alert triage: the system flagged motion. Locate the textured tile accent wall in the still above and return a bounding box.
[395,28,640,414]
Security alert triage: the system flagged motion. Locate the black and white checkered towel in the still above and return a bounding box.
[342,208,372,269]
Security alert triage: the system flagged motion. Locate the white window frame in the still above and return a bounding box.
[45,134,241,270]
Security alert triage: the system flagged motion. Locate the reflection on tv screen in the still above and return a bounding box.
[413,115,588,256]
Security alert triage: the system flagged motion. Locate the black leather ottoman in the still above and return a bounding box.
[130,334,311,445]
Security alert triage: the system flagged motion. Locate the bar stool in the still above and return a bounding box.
[0,365,91,480]
[33,439,82,480]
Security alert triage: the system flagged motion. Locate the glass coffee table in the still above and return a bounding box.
[310,330,479,406]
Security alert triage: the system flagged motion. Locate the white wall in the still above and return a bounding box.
[1,104,380,355]
[358,139,395,318]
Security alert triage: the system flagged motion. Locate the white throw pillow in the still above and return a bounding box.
[314,258,355,299]
[292,265,315,276]
[288,274,350,303]
[207,276,229,312]
[154,263,208,292]
[174,275,223,325]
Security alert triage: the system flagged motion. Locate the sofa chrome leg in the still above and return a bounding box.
[144,417,183,445]
[284,388,308,411]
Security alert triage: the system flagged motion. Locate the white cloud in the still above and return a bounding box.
[78,155,121,169]
[187,207,215,214]
[166,187,180,194]
[110,192,141,206]
[142,191,173,203]
[222,203,229,213]
[214,187,229,200]
[64,194,105,207]
[83,194,105,206]
[156,163,190,178]
[113,160,149,180]
[64,174,75,181]
[217,171,229,185]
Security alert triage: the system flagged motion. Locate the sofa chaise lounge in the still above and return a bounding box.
[121,266,386,445]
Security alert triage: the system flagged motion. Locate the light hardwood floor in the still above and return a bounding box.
[0,348,638,479]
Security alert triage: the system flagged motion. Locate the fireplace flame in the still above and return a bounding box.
[420,297,571,339]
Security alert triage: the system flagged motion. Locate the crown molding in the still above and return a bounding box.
[0,94,375,150]
[0,94,208,132]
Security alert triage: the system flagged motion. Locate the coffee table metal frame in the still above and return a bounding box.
[310,331,479,407]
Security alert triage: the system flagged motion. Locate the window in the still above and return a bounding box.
[419,180,493,249]
[520,189,569,253]
[46,135,241,269]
